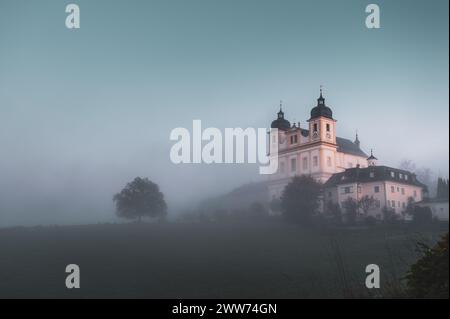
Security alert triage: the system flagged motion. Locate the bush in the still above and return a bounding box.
[382,206,398,224]
[406,233,449,299]
[412,206,433,224]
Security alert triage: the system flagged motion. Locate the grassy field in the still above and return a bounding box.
[0,221,447,298]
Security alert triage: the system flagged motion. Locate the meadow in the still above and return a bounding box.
[0,221,447,298]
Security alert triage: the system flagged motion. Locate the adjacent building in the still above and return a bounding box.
[416,198,449,221]
[323,165,426,219]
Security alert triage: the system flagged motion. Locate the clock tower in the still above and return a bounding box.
[308,88,336,145]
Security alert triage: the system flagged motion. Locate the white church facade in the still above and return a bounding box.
[268,90,427,219]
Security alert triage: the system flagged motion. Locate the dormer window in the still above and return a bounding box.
[390,171,395,178]
[370,172,375,178]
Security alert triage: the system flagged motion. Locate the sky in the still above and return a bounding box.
[0,0,448,226]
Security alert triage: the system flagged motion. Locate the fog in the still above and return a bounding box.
[0,0,448,227]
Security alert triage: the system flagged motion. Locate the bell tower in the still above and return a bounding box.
[367,149,378,166]
[308,87,336,145]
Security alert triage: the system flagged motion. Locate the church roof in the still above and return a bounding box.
[324,166,428,189]
[309,90,333,120]
[271,117,291,130]
[271,102,291,130]
[336,137,368,157]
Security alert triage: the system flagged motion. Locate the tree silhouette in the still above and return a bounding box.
[113,177,167,221]
[343,197,359,225]
[280,175,321,225]
[358,195,376,217]
[406,233,449,298]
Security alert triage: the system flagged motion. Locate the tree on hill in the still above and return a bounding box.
[280,175,322,225]
[113,177,167,221]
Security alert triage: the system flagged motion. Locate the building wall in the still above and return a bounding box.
[384,181,423,215]
[324,181,424,220]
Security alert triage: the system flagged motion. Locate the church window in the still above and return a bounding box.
[313,156,318,167]
[326,124,330,132]
[313,123,318,132]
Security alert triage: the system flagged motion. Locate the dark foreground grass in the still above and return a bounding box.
[0,221,447,298]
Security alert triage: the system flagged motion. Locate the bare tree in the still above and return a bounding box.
[399,159,416,172]
[358,195,377,217]
[399,159,436,197]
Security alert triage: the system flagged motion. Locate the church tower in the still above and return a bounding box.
[308,88,337,145]
[367,149,378,166]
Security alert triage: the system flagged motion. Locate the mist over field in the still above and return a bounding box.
[0,0,448,227]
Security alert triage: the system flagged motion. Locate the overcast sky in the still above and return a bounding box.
[0,0,448,226]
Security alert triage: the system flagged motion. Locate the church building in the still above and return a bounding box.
[268,89,427,219]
